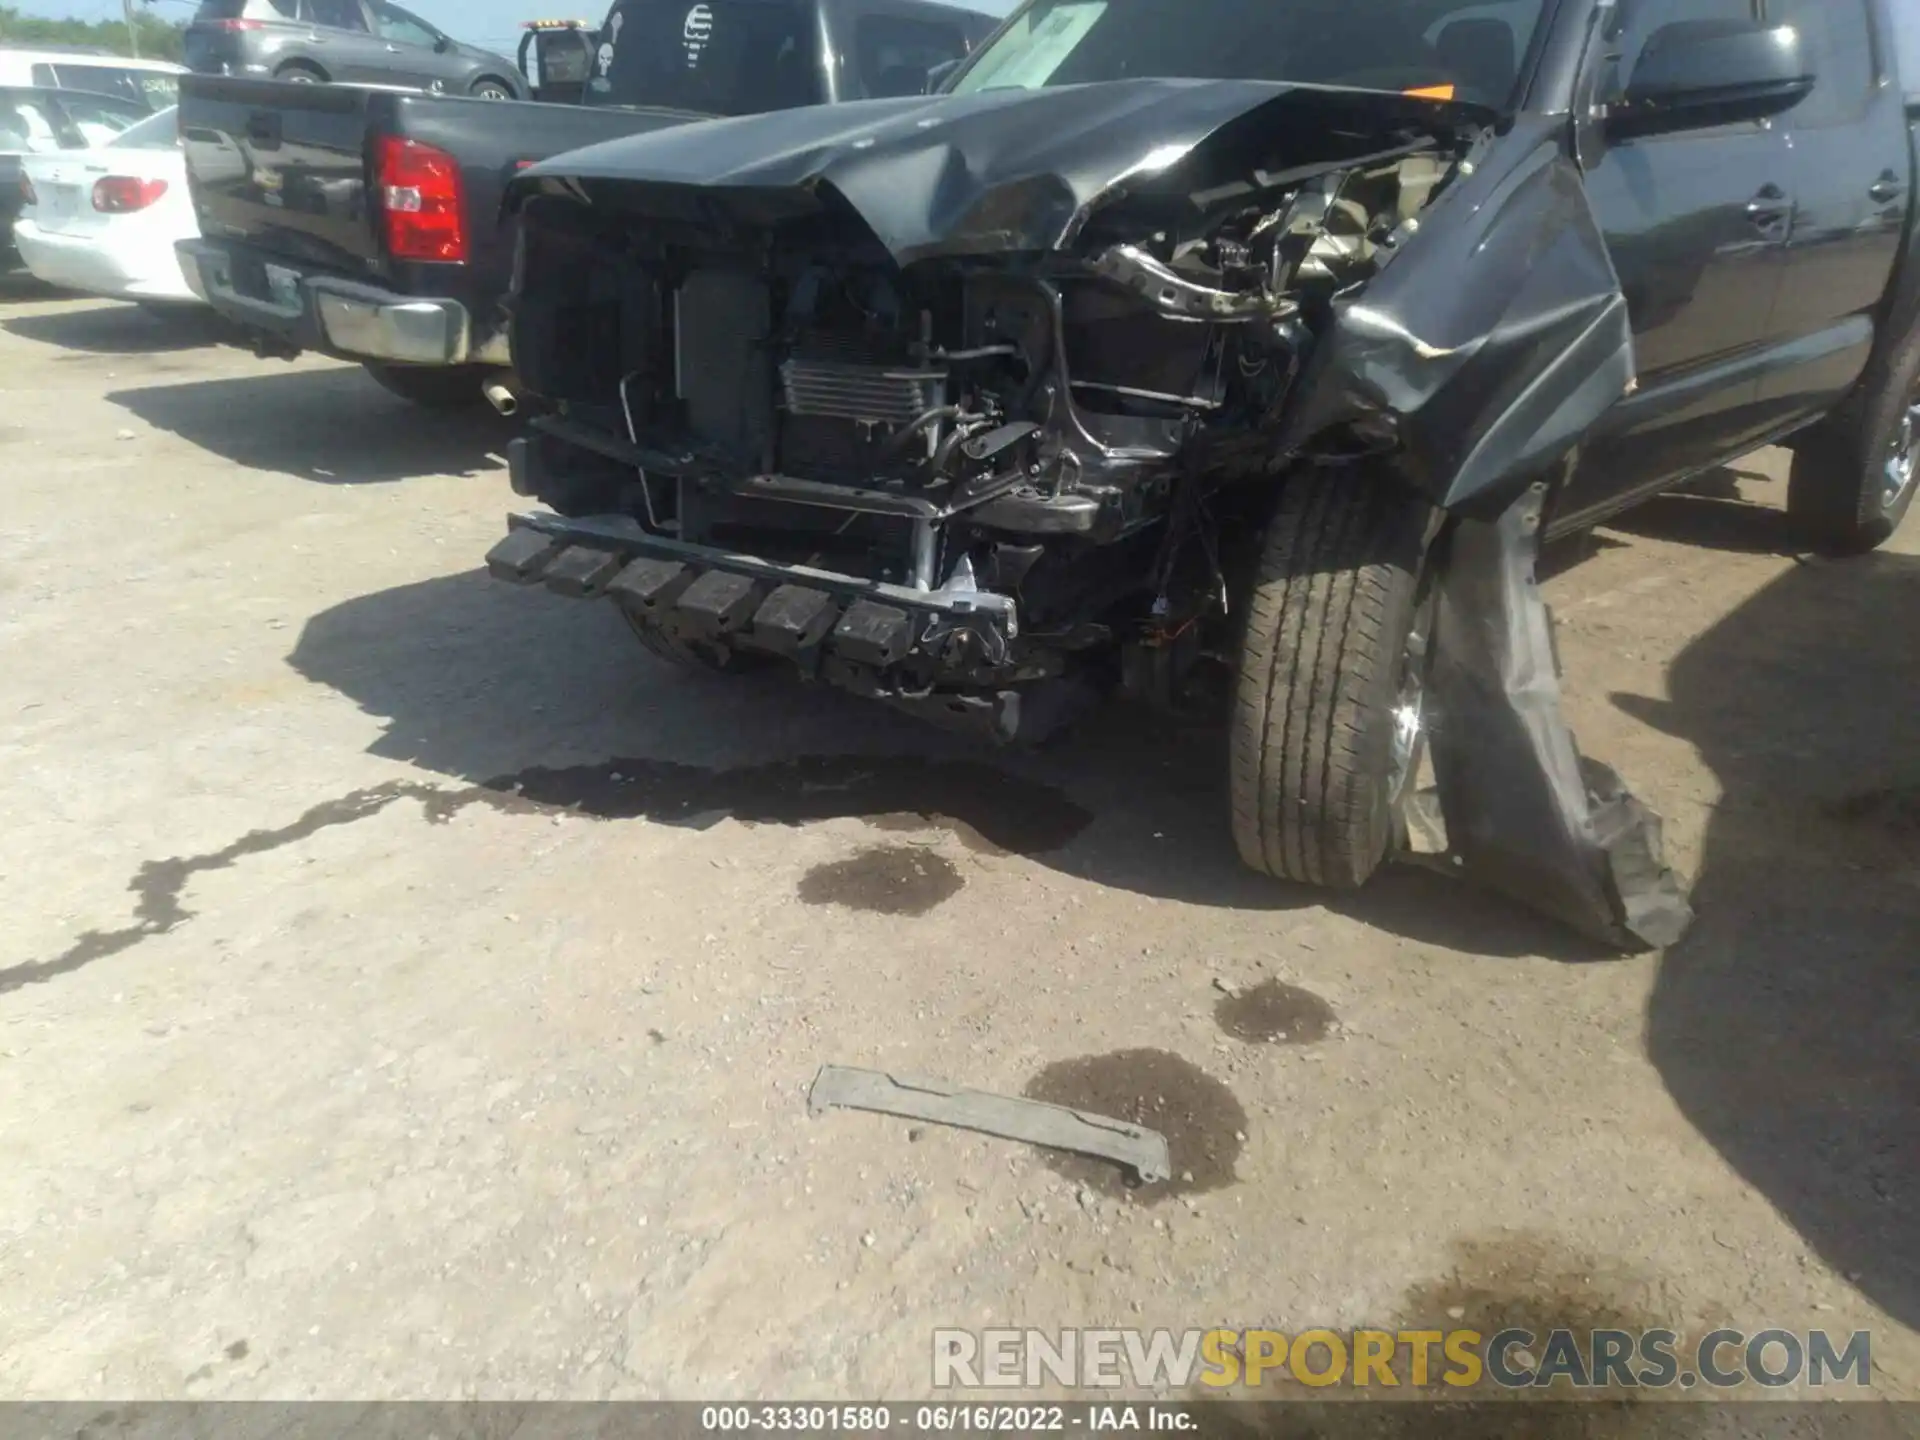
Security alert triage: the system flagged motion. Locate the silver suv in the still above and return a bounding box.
[182,0,528,98]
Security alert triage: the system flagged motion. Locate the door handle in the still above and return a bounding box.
[1870,173,1905,205]
[1746,184,1793,234]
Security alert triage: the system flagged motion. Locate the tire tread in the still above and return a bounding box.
[1230,470,1426,890]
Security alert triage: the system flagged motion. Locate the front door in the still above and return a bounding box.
[1552,0,1795,533]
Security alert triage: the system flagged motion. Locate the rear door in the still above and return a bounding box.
[365,1,448,89]
[1750,0,1910,425]
[299,0,391,82]
[1553,0,1796,531]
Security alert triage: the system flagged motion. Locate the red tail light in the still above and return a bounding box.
[18,174,35,207]
[92,176,168,212]
[375,135,466,263]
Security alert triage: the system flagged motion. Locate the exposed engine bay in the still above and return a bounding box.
[488,81,1694,953]
[502,101,1472,736]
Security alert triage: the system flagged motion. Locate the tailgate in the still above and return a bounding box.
[382,93,710,285]
[178,74,387,274]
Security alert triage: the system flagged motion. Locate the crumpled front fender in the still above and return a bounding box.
[1284,117,1636,518]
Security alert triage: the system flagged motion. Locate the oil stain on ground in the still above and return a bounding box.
[798,845,965,917]
[495,754,1091,854]
[3,755,1089,996]
[1399,1231,1662,1359]
[1022,1049,1245,1202]
[1190,1233,1694,1439]
[1215,979,1337,1045]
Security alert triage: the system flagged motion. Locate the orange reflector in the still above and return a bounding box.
[1404,84,1457,100]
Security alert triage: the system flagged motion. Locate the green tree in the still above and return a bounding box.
[0,2,187,62]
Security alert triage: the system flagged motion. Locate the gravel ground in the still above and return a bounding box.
[1,282,1915,1409]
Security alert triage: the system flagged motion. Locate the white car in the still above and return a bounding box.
[0,49,185,111]
[13,106,201,305]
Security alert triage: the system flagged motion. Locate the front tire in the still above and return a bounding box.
[469,77,515,99]
[274,62,326,83]
[1230,468,1432,890]
[1787,320,1920,554]
[363,362,490,410]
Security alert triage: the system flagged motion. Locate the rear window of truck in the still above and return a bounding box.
[28,62,177,110]
[588,0,819,114]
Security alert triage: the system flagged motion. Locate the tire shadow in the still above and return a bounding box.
[107,366,517,484]
[1618,551,1920,1330]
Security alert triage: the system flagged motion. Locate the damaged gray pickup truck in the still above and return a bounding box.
[486,0,1920,951]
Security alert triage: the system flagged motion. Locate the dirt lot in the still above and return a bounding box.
[1,281,1916,1407]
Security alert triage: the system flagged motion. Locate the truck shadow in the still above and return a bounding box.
[105,367,517,484]
[285,567,1613,957]
[1541,461,1800,566]
[1599,488,1800,555]
[1618,551,1920,1331]
[2,300,231,354]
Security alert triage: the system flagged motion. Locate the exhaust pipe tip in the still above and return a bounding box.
[483,379,520,417]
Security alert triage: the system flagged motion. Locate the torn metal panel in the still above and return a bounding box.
[808,1065,1172,1184]
[500,59,1690,953]
[1282,117,1637,516]
[509,79,1486,265]
[1422,483,1694,952]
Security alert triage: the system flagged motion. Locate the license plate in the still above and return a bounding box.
[41,183,79,226]
[264,263,301,311]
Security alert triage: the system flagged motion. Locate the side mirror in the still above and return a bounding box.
[433,33,452,51]
[1610,19,1814,136]
[924,58,960,94]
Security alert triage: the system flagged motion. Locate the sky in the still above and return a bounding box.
[20,0,1017,65]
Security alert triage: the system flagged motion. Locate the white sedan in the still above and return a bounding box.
[13,106,201,306]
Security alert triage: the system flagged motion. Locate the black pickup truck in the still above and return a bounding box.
[173,0,996,409]
[486,0,1920,949]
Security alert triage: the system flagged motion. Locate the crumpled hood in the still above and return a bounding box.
[512,78,1484,265]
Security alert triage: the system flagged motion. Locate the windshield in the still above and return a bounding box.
[950,0,1545,109]
[108,106,180,149]
[586,0,818,114]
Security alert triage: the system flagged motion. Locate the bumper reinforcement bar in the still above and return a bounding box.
[486,511,1020,675]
